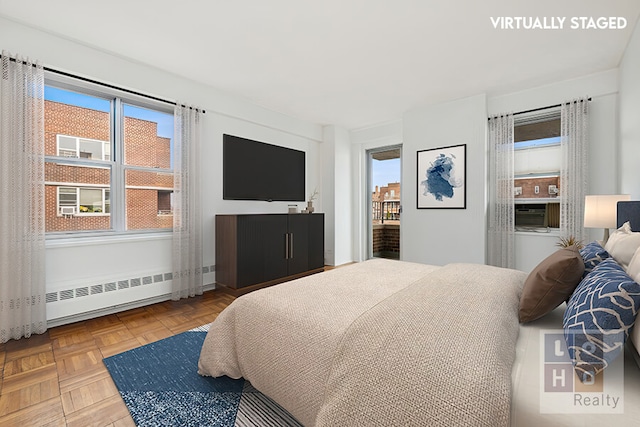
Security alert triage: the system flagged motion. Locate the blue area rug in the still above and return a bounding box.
[104,327,301,426]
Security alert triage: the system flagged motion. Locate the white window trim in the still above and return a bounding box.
[126,185,174,191]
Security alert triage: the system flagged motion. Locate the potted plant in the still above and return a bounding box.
[556,235,583,249]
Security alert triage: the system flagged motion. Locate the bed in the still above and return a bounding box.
[511,305,640,426]
[198,202,640,426]
[198,259,526,426]
[508,200,640,426]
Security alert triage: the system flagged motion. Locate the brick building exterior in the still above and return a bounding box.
[372,182,400,202]
[44,101,172,232]
[514,176,560,199]
[372,182,401,222]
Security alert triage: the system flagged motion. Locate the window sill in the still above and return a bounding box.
[46,231,172,249]
[56,213,110,217]
[514,198,560,204]
[515,228,561,237]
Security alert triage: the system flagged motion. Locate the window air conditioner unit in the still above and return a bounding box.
[60,206,77,216]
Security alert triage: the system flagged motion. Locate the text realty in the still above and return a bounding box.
[574,393,621,409]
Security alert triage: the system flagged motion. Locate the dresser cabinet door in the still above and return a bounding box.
[236,215,288,287]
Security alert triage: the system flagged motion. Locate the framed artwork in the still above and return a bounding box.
[416,144,466,209]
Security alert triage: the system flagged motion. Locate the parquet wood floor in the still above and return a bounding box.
[0,290,235,427]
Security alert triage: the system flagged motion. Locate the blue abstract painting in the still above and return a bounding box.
[417,144,466,208]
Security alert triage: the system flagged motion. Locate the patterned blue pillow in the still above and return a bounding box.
[579,241,610,278]
[563,258,640,381]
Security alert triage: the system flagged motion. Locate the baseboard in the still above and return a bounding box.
[46,282,217,328]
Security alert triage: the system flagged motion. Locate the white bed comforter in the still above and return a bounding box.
[198,259,526,426]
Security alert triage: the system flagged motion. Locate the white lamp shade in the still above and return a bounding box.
[583,194,631,228]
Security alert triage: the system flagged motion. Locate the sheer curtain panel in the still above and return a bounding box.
[172,104,203,300]
[560,99,589,242]
[488,113,515,269]
[0,52,46,343]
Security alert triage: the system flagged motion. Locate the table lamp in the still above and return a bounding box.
[583,194,631,244]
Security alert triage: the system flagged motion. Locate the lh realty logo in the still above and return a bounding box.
[540,331,624,414]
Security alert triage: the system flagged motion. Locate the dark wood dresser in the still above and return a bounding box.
[215,213,324,295]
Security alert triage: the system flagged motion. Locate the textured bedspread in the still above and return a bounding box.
[198,259,525,426]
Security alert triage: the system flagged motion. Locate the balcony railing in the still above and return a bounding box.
[372,200,400,224]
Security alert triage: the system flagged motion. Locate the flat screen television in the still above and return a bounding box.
[223,134,306,202]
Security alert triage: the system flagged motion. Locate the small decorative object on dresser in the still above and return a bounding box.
[307,188,319,213]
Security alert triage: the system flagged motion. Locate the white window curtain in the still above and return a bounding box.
[0,52,47,343]
[560,99,589,242]
[172,104,203,300]
[488,113,515,269]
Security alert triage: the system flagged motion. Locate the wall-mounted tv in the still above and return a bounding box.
[223,134,306,202]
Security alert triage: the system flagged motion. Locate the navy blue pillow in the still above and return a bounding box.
[563,258,640,381]
[579,241,610,278]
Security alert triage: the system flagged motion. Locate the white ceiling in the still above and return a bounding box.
[1,0,639,130]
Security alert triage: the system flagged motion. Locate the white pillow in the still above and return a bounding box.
[628,246,640,284]
[604,222,640,269]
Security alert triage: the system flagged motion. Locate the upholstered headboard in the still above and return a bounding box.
[617,200,640,366]
[617,201,640,231]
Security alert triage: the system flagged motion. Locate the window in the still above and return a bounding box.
[56,187,110,215]
[57,135,110,160]
[123,104,174,230]
[44,81,174,235]
[514,113,561,230]
[157,190,173,215]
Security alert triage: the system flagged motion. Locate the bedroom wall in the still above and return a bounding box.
[350,72,620,271]
[0,17,324,325]
[619,16,640,199]
[322,125,353,266]
[401,94,488,266]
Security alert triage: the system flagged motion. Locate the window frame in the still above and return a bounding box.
[45,73,175,239]
[513,109,561,232]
